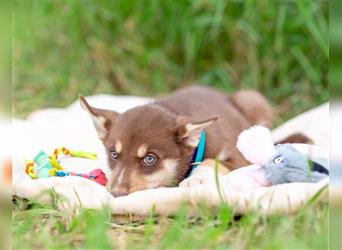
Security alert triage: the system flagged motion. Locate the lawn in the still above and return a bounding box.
[13,198,328,249]
[13,1,328,249]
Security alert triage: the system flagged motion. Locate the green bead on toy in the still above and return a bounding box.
[33,150,54,178]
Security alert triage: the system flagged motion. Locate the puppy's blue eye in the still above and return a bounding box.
[273,156,283,164]
[109,149,118,160]
[143,153,157,166]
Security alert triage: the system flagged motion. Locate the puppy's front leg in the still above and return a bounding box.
[179,159,229,187]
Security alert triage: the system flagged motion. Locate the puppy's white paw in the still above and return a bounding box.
[178,165,223,188]
[179,176,205,187]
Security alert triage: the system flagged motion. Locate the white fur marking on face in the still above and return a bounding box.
[116,168,126,186]
[106,168,119,192]
[145,159,178,188]
[107,167,127,194]
[137,144,147,158]
[115,140,122,153]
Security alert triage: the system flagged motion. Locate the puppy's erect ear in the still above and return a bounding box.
[177,116,217,147]
[79,96,119,141]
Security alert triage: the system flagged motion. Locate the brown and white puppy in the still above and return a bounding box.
[80,86,272,196]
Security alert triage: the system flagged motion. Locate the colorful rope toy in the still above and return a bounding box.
[25,147,107,186]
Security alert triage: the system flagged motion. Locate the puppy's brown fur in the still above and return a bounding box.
[81,86,272,196]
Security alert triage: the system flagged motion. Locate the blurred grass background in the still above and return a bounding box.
[330,0,342,97]
[330,0,342,249]
[0,1,11,115]
[14,0,328,125]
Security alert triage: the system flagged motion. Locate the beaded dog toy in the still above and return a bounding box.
[25,147,107,186]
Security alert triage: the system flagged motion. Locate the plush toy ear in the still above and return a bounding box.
[311,161,329,175]
[80,96,119,141]
[236,125,276,165]
[176,116,217,147]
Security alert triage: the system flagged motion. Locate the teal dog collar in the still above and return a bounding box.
[185,130,206,178]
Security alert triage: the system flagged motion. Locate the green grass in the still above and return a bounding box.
[13,1,329,249]
[13,197,328,250]
[14,0,328,125]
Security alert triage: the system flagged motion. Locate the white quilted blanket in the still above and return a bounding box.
[12,95,329,216]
